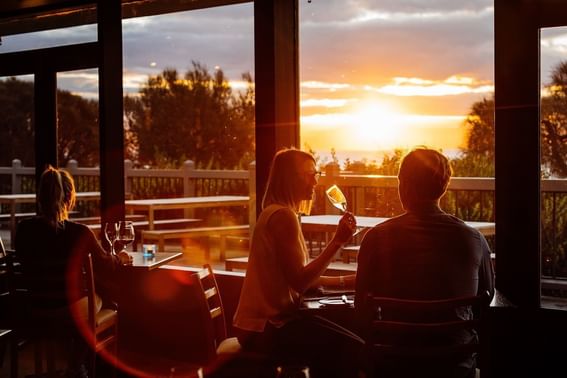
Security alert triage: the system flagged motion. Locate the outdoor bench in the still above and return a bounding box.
[341,245,360,263]
[71,214,148,225]
[141,224,249,260]
[0,212,36,222]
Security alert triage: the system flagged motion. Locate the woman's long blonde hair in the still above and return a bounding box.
[262,148,315,213]
[38,165,76,228]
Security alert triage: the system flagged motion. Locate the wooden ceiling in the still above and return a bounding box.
[0,0,249,36]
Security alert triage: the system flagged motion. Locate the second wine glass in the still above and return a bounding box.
[117,221,135,252]
[104,222,118,255]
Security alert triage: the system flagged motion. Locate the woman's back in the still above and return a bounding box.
[16,217,112,309]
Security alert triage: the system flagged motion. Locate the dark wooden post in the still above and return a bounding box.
[254,0,300,218]
[34,69,58,194]
[98,0,125,225]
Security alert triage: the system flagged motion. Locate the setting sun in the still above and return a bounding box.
[351,103,405,150]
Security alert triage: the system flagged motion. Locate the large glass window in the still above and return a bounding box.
[540,27,567,302]
[121,4,255,266]
[57,68,101,224]
[0,75,35,249]
[299,1,495,249]
[0,24,97,53]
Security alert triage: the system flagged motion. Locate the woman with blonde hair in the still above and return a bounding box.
[16,165,132,376]
[233,148,362,377]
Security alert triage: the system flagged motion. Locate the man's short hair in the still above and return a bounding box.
[398,147,452,204]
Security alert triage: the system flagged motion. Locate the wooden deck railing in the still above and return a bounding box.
[1,159,566,280]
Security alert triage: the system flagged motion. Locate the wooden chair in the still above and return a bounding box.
[196,265,282,377]
[0,238,18,378]
[82,253,119,378]
[360,293,489,378]
[196,264,241,359]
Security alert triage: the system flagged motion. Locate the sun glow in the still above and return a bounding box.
[351,102,406,150]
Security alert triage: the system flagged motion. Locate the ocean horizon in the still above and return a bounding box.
[313,148,464,167]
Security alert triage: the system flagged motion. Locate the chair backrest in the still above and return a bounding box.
[361,293,488,377]
[196,264,228,356]
[84,253,98,333]
[82,253,117,347]
[0,236,5,258]
[0,237,9,327]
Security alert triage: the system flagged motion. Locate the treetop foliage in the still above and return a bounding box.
[125,61,255,169]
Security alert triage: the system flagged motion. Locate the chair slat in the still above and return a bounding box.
[204,287,217,300]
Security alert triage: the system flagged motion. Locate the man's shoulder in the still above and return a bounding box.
[369,213,407,232]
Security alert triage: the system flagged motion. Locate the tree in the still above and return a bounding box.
[0,78,34,166]
[541,61,567,177]
[0,78,99,167]
[125,62,255,169]
[57,90,99,166]
[462,60,567,178]
[463,96,495,160]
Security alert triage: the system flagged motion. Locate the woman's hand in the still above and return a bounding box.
[333,211,357,245]
[117,250,133,265]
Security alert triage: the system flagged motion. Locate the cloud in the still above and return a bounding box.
[122,3,254,82]
[300,98,355,108]
[375,75,494,96]
[301,81,351,90]
[540,28,567,84]
[300,0,494,84]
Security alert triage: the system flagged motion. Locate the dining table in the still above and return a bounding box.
[0,191,101,246]
[300,214,495,236]
[300,290,358,332]
[124,195,250,230]
[300,214,496,258]
[128,251,183,271]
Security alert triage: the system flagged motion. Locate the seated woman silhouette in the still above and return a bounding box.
[15,165,132,375]
[233,148,362,377]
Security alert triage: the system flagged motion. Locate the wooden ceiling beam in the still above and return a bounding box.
[0,0,248,36]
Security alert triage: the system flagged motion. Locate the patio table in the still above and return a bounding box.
[300,214,495,258]
[128,251,183,271]
[124,195,249,230]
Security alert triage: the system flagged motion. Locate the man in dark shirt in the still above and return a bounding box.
[355,147,495,377]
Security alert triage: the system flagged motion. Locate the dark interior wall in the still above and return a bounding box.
[489,1,567,377]
[486,306,567,377]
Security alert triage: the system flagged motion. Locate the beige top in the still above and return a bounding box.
[233,204,308,332]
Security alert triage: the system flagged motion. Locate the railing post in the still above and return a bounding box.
[66,159,78,176]
[355,187,365,216]
[124,159,133,198]
[183,160,196,218]
[11,159,22,194]
[248,161,256,235]
[325,162,340,214]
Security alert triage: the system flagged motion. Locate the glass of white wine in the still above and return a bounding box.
[325,184,363,237]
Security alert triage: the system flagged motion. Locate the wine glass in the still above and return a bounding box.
[326,184,347,213]
[104,222,118,255]
[276,365,310,378]
[325,184,363,237]
[117,221,135,252]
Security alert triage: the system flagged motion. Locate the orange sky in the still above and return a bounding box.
[298,74,492,154]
